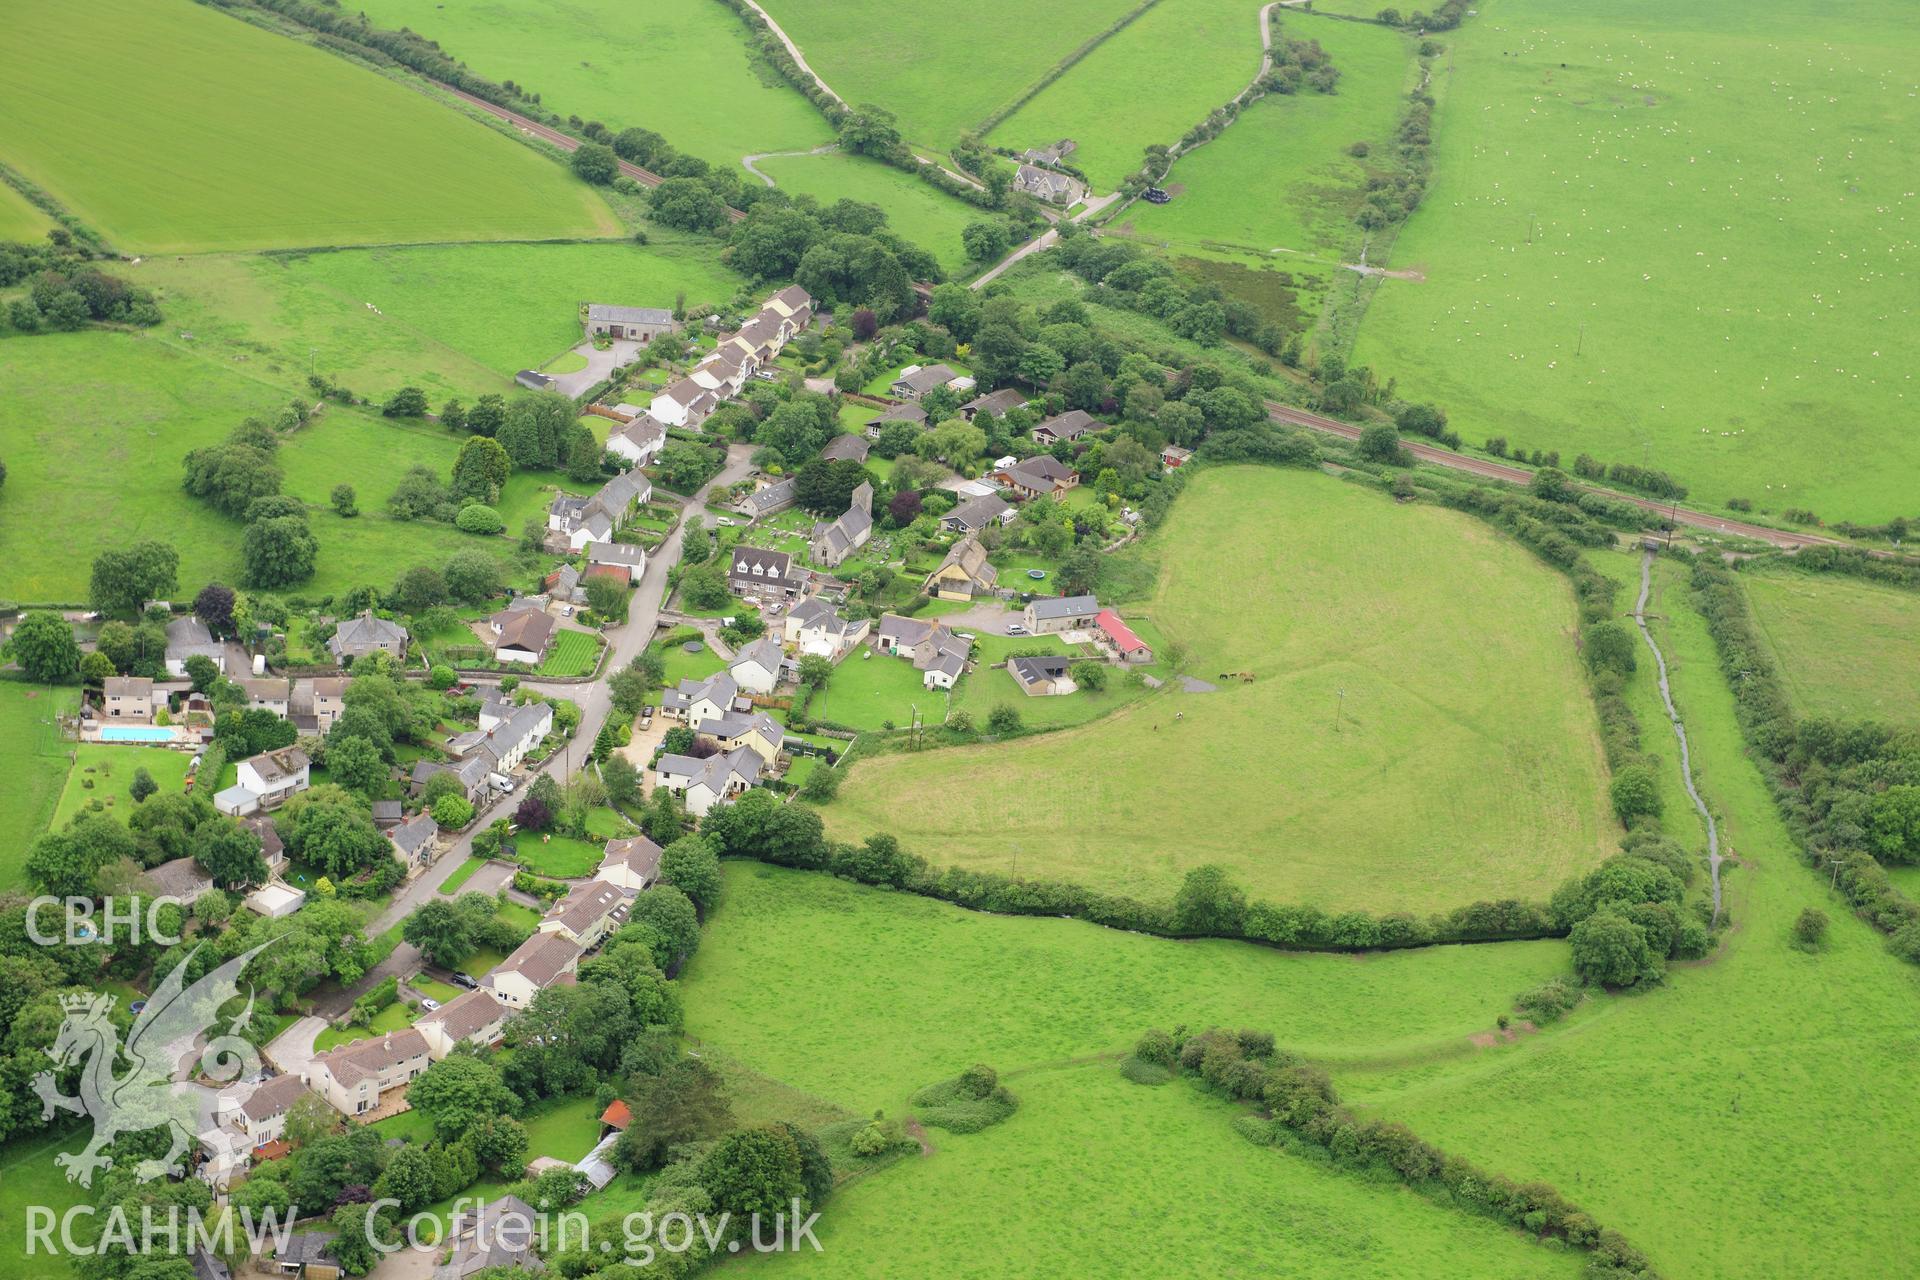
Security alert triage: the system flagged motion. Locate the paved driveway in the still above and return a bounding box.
[550,339,640,399]
[263,1015,327,1076]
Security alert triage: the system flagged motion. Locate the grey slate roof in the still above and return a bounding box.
[730,635,785,676]
[821,433,869,462]
[1027,594,1099,621]
[587,304,674,326]
[943,493,1012,532]
[1010,655,1072,684]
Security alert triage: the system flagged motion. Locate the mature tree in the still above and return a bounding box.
[431,794,475,830]
[612,1058,734,1171]
[129,767,159,804]
[403,899,476,968]
[584,572,629,621]
[1609,764,1662,825]
[79,649,117,687]
[280,785,392,879]
[1355,424,1404,464]
[793,458,870,515]
[331,484,358,517]
[242,516,318,588]
[326,734,387,797]
[961,220,1010,263]
[191,817,267,889]
[1529,466,1577,503]
[648,177,729,232]
[451,436,511,504]
[886,489,922,526]
[182,437,283,518]
[702,1125,810,1222]
[1173,864,1246,936]
[1868,785,1920,864]
[927,283,981,342]
[328,1201,387,1276]
[838,103,903,157]
[1584,621,1637,676]
[659,837,722,911]
[192,583,237,635]
[570,142,619,185]
[796,655,834,690]
[182,653,220,695]
[624,886,702,967]
[442,549,503,604]
[6,611,80,683]
[383,386,428,418]
[372,1143,438,1213]
[89,541,180,616]
[1570,908,1661,988]
[465,394,507,438]
[410,1054,519,1141]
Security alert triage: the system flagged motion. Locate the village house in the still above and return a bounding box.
[455,699,553,772]
[644,378,717,431]
[1013,163,1085,204]
[245,813,288,878]
[873,613,973,689]
[1032,409,1101,446]
[821,433,870,464]
[372,800,403,830]
[233,1073,320,1149]
[606,417,666,468]
[388,811,440,868]
[1095,608,1154,663]
[415,989,507,1061]
[273,1232,340,1280]
[940,493,1015,535]
[960,388,1030,423]
[549,497,613,551]
[586,540,648,584]
[239,677,291,717]
[485,931,582,1009]
[994,455,1081,501]
[102,676,158,722]
[410,752,496,804]
[697,709,787,767]
[738,476,798,519]
[329,611,409,665]
[539,880,630,950]
[924,536,998,601]
[863,401,927,438]
[762,284,815,327]
[144,856,216,904]
[595,835,664,891]
[727,546,803,602]
[1020,139,1077,167]
[435,1194,544,1280]
[1161,444,1193,470]
[215,747,311,817]
[811,480,874,568]
[890,363,976,401]
[303,1028,431,1117]
[661,671,742,731]
[489,607,557,666]
[584,303,677,344]
[291,677,347,735]
[1023,594,1100,634]
[164,616,225,678]
[1009,655,1077,696]
[783,597,869,662]
[544,563,586,605]
[728,635,786,695]
[691,348,751,397]
[654,747,761,817]
[722,312,786,365]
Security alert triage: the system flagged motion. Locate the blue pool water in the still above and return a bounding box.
[99,726,174,743]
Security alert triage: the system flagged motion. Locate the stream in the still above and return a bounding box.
[1633,549,1723,923]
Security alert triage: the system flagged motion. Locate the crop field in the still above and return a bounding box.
[681,862,1570,1108]
[824,467,1619,913]
[1348,0,1920,522]
[756,0,1141,148]
[0,184,52,241]
[0,0,617,253]
[0,683,80,892]
[987,0,1267,191]
[50,746,193,829]
[0,330,519,603]
[748,1063,1582,1280]
[1338,555,1920,1280]
[1738,566,1920,726]
[753,151,981,274]
[355,0,834,166]
[1118,14,1415,264]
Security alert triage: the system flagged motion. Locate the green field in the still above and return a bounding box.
[826,467,1619,913]
[0,329,529,603]
[682,862,1570,1108]
[946,632,1161,732]
[749,1063,1582,1280]
[0,1127,92,1280]
[754,150,981,274]
[50,745,193,829]
[809,649,937,732]
[1120,14,1415,262]
[1349,0,1920,521]
[0,184,54,241]
[355,0,835,165]
[758,0,1143,149]
[988,0,1267,190]
[0,683,80,891]
[0,0,617,253]
[537,628,604,678]
[1741,566,1920,726]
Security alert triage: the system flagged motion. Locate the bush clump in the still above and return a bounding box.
[909,1063,1019,1134]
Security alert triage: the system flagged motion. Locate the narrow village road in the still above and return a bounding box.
[972,191,1121,288]
[1634,550,1724,923]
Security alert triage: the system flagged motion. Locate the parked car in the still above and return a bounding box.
[449,972,479,990]
[420,998,440,1012]
[1007,624,1028,635]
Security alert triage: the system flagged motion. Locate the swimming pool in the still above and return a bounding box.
[98,726,175,743]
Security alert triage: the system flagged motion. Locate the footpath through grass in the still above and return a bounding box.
[0,0,616,252]
[826,467,1619,913]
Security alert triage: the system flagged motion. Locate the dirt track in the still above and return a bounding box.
[1263,400,1851,553]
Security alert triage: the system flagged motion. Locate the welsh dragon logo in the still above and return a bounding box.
[33,941,275,1186]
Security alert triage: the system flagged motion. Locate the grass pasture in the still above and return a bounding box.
[1742,565,1920,726]
[0,683,80,892]
[826,467,1619,913]
[0,0,617,253]
[354,0,835,165]
[0,184,54,241]
[1348,0,1920,521]
[50,746,193,829]
[988,0,1269,191]
[756,0,1143,149]
[753,150,981,274]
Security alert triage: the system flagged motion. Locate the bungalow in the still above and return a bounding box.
[994,455,1080,501]
[864,401,927,438]
[1161,444,1193,470]
[698,710,786,767]
[655,747,761,817]
[435,1194,544,1280]
[584,303,676,344]
[586,540,648,583]
[738,476,797,519]
[940,493,1014,535]
[924,537,998,601]
[661,671,741,731]
[329,611,409,665]
[489,608,557,666]
[873,614,972,689]
[240,678,291,717]
[539,880,630,950]
[144,856,215,905]
[164,616,225,679]
[1094,608,1153,663]
[485,931,582,1009]
[1023,594,1100,634]
[784,598,869,662]
[415,989,507,1061]
[235,1073,320,1149]
[291,677,347,735]
[728,635,786,695]
[890,363,975,401]
[596,835,664,891]
[215,747,311,816]
[102,676,157,722]
[1013,163,1084,205]
[606,417,667,468]
[388,811,440,866]
[810,481,874,568]
[820,433,870,464]
[1009,655,1076,696]
[1032,409,1100,446]
[959,387,1030,423]
[727,546,802,602]
[303,1028,431,1117]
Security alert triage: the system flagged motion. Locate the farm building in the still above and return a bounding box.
[584,303,677,343]
[1008,655,1075,696]
[1095,608,1153,663]
[1023,594,1100,634]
